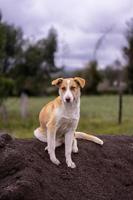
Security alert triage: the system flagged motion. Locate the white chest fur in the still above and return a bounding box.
[56,100,80,137]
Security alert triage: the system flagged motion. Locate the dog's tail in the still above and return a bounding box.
[75,131,103,145]
[34,127,47,143]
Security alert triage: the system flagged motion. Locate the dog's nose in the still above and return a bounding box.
[66,98,70,103]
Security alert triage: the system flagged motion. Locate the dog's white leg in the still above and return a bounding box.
[47,128,60,165]
[65,131,76,168]
[72,138,78,153]
[45,138,63,151]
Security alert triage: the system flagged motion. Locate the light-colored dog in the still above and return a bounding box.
[34,77,103,168]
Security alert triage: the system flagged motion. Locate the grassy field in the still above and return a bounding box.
[0,95,133,138]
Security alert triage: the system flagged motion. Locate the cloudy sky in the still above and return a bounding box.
[0,0,133,69]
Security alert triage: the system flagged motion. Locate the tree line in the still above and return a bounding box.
[0,12,62,106]
[0,11,133,104]
[73,19,133,95]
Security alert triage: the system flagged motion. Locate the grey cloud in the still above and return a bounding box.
[0,0,133,69]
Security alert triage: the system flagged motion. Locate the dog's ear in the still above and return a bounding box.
[51,78,63,86]
[74,77,85,88]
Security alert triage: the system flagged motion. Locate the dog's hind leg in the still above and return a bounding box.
[34,127,47,143]
[45,138,63,151]
[72,138,78,153]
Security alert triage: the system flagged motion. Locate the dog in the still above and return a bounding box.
[34,77,103,168]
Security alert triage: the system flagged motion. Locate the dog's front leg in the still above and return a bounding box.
[47,125,60,166]
[65,131,76,168]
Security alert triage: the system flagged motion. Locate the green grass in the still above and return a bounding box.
[0,95,133,138]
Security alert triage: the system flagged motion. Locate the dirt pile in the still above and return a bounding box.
[0,133,133,200]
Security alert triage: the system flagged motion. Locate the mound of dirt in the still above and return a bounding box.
[0,133,133,200]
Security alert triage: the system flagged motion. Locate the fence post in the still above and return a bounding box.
[118,89,123,124]
[20,92,29,119]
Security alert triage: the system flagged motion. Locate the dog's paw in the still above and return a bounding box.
[66,160,76,168]
[50,157,61,166]
[72,147,79,153]
[45,146,48,151]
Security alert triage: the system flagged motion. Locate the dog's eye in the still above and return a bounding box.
[61,87,66,91]
[70,86,76,90]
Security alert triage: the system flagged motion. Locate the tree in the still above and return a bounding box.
[102,65,123,86]
[0,12,22,101]
[0,18,23,73]
[0,12,61,96]
[12,27,60,95]
[76,27,111,94]
[0,12,22,120]
[75,61,102,94]
[84,61,102,94]
[123,18,133,93]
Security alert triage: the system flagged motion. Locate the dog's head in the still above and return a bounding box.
[52,77,85,103]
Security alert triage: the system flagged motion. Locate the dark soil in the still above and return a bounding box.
[0,133,133,200]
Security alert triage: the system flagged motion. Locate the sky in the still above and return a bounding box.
[0,0,133,70]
